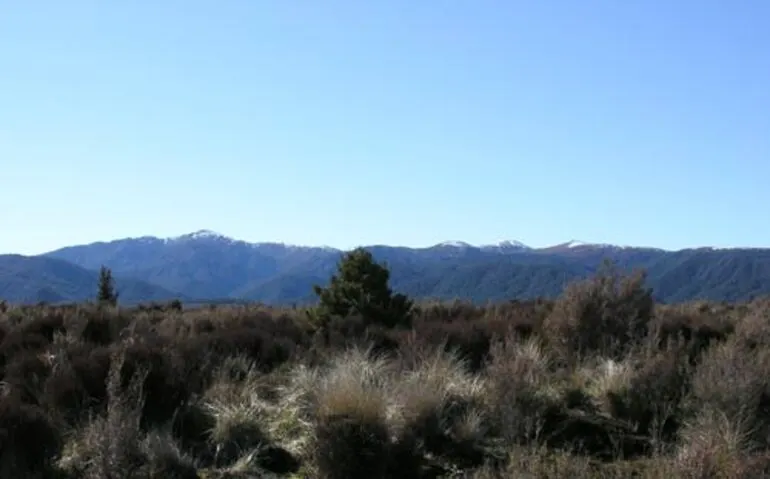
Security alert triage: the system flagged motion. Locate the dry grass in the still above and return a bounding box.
[4,269,770,476]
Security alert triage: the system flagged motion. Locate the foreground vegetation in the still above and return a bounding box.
[2,251,770,477]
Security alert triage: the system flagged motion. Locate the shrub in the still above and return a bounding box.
[0,398,62,477]
[18,311,66,341]
[180,325,299,377]
[58,349,146,478]
[410,318,496,372]
[118,337,197,429]
[0,331,49,375]
[2,350,52,405]
[42,345,112,425]
[688,337,770,446]
[651,305,732,364]
[543,262,654,361]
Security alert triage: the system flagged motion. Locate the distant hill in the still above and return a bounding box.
[30,230,770,305]
[0,254,185,304]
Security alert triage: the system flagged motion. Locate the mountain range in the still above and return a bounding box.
[2,229,770,305]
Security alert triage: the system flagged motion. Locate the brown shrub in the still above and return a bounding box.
[0,398,62,477]
[17,310,66,341]
[600,345,691,444]
[688,337,770,446]
[42,345,112,424]
[2,350,52,405]
[0,331,49,373]
[543,265,654,361]
[651,305,732,364]
[733,306,770,350]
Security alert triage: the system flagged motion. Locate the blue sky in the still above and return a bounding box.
[2,1,769,255]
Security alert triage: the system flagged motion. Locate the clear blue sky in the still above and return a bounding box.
[2,1,769,255]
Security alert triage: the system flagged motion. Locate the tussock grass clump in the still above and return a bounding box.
[584,345,690,444]
[484,336,561,445]
[308,348,394,479]
[673,409,749,479]
[394,347,490,469]
[200,360,272,468]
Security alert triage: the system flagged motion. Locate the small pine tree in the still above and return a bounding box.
[312,248,413,330]
[97,265,119,306]
[168,298,183,311]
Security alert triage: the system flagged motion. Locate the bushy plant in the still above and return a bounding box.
[0,398,61,477]
[312,248,414,331]
[543,261,653,360]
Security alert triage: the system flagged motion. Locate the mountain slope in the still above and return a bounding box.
[45,231,338,299]
[40,231,770,305]
[0,255,185,304]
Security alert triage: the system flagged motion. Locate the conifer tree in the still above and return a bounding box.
[97,265,119,306]
[312,247,413,329]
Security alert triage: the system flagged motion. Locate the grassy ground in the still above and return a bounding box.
[1,273,769,477]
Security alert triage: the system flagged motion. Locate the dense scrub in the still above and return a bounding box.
[0,260,768,477]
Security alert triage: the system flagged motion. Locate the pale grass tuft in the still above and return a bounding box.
[204,354,266,404]
[581,358,635,413]
[307,347,395,478]
[251,347,394,460]
[314,347,393,421]
[395,347,487,439]
[484,336,560,442]
[204,397,268,459]
[453,407,490,447]
[220,448,262,474]
[201,356,280,464]
[675,408,750,478]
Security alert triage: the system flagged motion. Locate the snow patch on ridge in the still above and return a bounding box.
[436,240,473,248]
[480,240,531,250]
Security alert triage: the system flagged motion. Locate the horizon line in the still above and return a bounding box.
[11,228,770,256]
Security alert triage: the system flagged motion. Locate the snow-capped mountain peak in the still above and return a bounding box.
[169,230,235,243]
[435,240,473,248]
[187,229,225,239]
[431,239,530,252]
[564,240,591,248]
[543,240,623,251]
[480,240,531,250]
